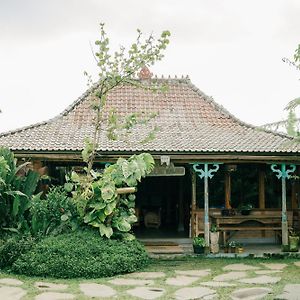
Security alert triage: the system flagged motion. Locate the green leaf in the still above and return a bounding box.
[115,219,131,232]
[61,214,69,222]
[89,202,106,210]
[101,185,116,201]
[99,223,113,238]
[84,212,97,223]
[12,197,20,217]
[64,182,74,192]
[71,171,80,182]
[104,202,116,215]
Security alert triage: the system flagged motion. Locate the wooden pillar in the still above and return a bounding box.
[177,178,185,232]
[204,164,210,247]
[280,165,289,247]
[224,172,232,209]
[259,169,266,209]
[190,171,197,237]
[191,171,197,210]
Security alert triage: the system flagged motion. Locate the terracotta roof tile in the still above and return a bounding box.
[0,78,300,154]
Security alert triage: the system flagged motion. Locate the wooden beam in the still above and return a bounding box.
[259,169,266,209]
[13,151,300,163]
[116,187,136,194]
[224,172,232,209]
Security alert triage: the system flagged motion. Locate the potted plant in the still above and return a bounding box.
[228,240,237,253]
[239,203,253,216]
[289,229,299,252]
[210,224,220,254]
[193,236,207,254]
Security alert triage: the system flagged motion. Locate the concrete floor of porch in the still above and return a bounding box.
[139,238,300,258]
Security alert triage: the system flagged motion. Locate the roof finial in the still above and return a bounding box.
[138,66,153,80]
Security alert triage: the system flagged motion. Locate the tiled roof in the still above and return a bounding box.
[0,78,300,154]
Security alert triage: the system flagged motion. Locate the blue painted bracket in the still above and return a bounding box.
[270,164,296,179]
[192,163,223,179]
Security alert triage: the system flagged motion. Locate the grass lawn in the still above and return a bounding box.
[1,257,300,299]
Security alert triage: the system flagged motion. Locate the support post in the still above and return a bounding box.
[224,171,232,209]
[259,169,265,209]
[190,171,197,237]
[281,168,288,246]
[191,171,197,210]
[270,163,296,248]
[192,163,222,247]
[204,164,209,246]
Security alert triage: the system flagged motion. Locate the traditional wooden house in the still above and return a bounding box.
[1,70,300,246]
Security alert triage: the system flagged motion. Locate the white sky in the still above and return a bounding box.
[0,0,300,133]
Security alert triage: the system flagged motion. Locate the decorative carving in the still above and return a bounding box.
[192,163,221,179]
[270,164,296,179]
[138,66,153,80]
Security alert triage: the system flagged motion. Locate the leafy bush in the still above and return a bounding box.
[0,147,39,232]
[69,152,155,238]
[12,230,149,278]
[0,235,36,268]
[30,186,78,236]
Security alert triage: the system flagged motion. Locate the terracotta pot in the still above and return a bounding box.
[237,247,244,253]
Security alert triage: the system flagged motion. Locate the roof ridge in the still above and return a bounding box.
[186,80,296,141]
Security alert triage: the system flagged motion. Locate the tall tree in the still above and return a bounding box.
[69,24,171,238]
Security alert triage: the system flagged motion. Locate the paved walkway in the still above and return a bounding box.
[1,262,300,299]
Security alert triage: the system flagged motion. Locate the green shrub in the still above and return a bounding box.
[0,235,36,268]
[12,230,149,278]
[30,186,78,236]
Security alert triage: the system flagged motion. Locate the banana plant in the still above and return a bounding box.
[0,148,40,232]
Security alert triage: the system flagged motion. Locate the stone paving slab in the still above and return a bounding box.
[128,272,166,279]
[79,283,116,298]
[201,281,236,287]
[127,287,165,299]
[255,270,282,275]
[34,282,68,291]
[260,263,287,270]
[166,275,199,286]
[174,287,216,300]
[109,278,154,286]
[223,264,260,271]
[238,275,281,284]
[275,284,300,300]
[0,278,24,286]
[231,287,272,300]
[35,292,75,300]
[0,286,26,300]
[175,269,211,277]
[213,271,248,282]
